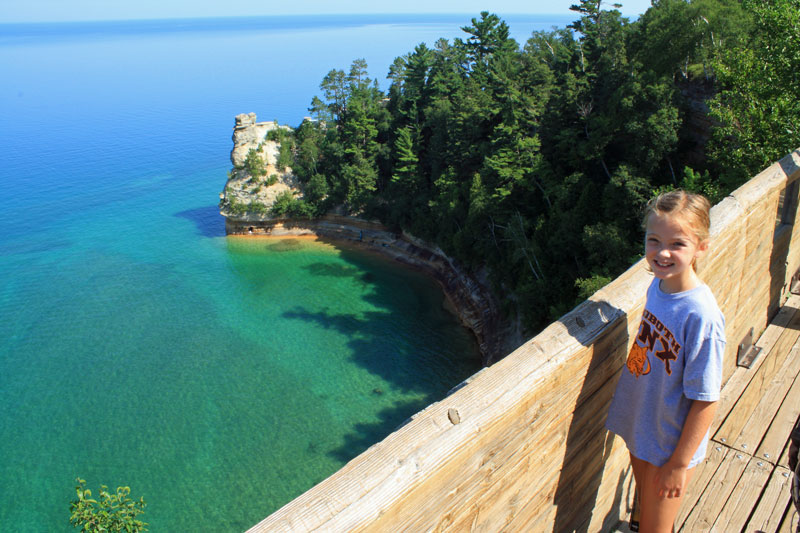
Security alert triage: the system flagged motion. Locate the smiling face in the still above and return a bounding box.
[645,212,709,294]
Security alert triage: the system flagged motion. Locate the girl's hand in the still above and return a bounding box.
[655,460,688,499]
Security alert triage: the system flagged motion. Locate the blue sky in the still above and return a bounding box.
[1,0,653,23]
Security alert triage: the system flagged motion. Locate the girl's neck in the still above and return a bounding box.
[659,270,702,294]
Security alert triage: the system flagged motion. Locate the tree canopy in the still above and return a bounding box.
[282,1,796,333]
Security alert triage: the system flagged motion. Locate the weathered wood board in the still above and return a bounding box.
[676,442,727,527]
[746,465,794,533]
[714,309,800,451]
[756,369,800,466]
[710,456,772,532]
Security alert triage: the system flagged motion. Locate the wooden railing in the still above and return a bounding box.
[247,148,800,532]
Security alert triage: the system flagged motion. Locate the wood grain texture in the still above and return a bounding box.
[710,456,772,532]
[745,465,794,533]
[714,312,800,452]
[756,366,800,466]
[675,442,728,527]
[678,447,745,533]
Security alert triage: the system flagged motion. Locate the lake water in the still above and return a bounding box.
[0,13,571,531]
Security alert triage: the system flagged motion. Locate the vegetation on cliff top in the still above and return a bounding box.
[263,0,799,332]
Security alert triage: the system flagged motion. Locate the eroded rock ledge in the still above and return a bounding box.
[220,113,519,365]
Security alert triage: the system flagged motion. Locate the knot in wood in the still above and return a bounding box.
[447,408,461,425]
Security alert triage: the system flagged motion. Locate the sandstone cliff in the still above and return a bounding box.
[219,112,303,220]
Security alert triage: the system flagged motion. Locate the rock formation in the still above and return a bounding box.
[219,113,303,221]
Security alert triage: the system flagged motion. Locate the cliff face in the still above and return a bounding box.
[219,113,303,220]
[220,114,520,365]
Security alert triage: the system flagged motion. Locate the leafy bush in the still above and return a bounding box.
[277,143,294,171]
[270,191,313,218]
[250,201,269,215]
[69,478,147,532]
[244,148,267,177]
[224,196,248,216]
[267,126,294,143]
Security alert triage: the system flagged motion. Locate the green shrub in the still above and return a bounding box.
[266,127,296,171]
[250,201,269,215]
[270,191,313,218]
[69,478,147,532]
[267,127,293,143]
[304,173,329,205]
[244,148,267,177]
[225,196,248,216]
[276,142,294,171]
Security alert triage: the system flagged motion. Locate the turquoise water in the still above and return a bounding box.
[0,14,571,531]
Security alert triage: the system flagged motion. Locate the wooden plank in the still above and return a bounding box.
[729,342,800,455]
[714,309,800,448]
[409,359,625,532]
[495,431,631,533]
[732,155,795,215]
[757,369,800,464]
[678,448,747,532]
[428,362,628,533]
[710,456,772,532]
[583,435,636,533]
[778,503,799,533]
[779,435,795,471]
[675,442,728,528]
[754,295,800,353]
[746,465,795,533]
[712,296,800,430]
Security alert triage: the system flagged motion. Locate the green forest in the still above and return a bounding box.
[260,0,800,333]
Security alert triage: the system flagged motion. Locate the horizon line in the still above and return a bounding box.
[0,12,584,26]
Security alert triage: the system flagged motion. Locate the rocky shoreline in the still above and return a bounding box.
[219,113,520,366]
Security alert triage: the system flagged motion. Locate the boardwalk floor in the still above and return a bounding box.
[614,294,800,533]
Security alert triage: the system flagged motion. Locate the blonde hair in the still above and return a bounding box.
[644,189,711,269]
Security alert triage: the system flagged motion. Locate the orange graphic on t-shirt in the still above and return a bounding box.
[626,342,651,378]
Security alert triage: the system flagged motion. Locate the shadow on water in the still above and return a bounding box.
[304,262,365,278]
[174,205,226,237]
[264,239,308,252]
[327,399,431,463]
[282,303,458,462]
[282,244,481,463]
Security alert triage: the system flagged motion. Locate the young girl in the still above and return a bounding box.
[606,190,726,532]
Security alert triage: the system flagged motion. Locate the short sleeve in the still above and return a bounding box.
[682,313,725,401]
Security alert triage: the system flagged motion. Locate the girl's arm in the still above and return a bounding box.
[656,399,718,498]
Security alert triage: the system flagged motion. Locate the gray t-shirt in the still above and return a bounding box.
[606,279,725,468]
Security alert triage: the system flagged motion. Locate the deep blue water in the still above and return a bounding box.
[0,13,572,531]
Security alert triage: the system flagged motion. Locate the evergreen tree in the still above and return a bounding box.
[284,4,778,332]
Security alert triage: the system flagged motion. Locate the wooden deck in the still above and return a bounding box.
[619,294,800,532]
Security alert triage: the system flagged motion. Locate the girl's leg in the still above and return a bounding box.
[630,454,695,533]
